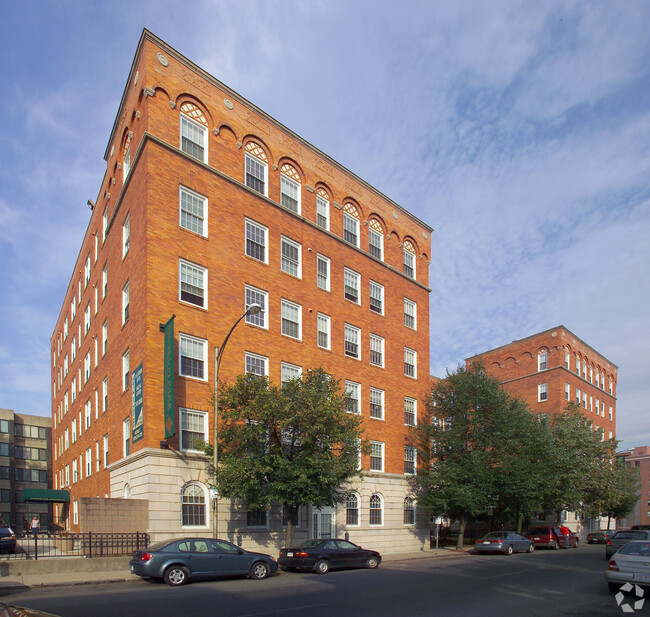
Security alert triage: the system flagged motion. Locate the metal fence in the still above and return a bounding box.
[0,532,150,560]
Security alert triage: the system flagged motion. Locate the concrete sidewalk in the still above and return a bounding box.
[0,548,472,589]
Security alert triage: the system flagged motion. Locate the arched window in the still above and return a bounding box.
[245,142,268,196]
[181,482,207,527]
[369,494,383,526]
[343,204,360,247]
[316,188,330,230]
[368,219,384,261]
[346,493,359,526]
[179,102,208,163]
[403,239,416,279]
[404,496,415,525]
[124,484,131,499]
[280,163,301,214]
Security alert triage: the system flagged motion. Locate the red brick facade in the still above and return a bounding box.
[466,326,617,440]
[50,31,432,533]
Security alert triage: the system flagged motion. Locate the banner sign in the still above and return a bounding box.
[163,315,176,438]
[131,363,144,443]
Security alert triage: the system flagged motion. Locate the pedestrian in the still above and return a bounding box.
[30,516,39,539]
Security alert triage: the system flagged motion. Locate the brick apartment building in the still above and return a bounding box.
[466,326,617,440]
[617,447,650,528]
[50,30,433,553]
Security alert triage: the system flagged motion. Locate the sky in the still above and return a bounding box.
[1,1,649,449]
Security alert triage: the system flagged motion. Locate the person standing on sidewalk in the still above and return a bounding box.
[30,516,39,539]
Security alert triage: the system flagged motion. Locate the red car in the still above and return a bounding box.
[525,526,579,549]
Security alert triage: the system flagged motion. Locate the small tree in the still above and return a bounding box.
[211,368,366,547]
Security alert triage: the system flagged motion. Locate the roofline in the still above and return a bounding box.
[465,325,619,369]
[104,28,434,234]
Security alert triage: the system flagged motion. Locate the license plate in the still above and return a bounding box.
[635,573,650,583]
[482,541,491,545]
[287,552,294,557]
[534,537,540,540]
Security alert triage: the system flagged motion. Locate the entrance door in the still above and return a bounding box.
[312,507,335,539]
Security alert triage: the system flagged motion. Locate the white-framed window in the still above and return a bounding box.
[346,493,360,526]
[582,363,587,380]
[589,366,593,383]
[369,281,384,315]
[280,170,300,214]
[179,259,207,308]
[71,377,77,402]
[95,441,100,472]
[123,418,131,456]
[344,324,360,359]
[344,268,360,304]
[538,383,548,402]
[370,443,384,472]
[123,145,130,182]
[565,351,570,369]
[403,242,416,278]
[596,371,600,388]
[122,349,130,391]
[245,151,268,196]
[179,186,207,237]
[71,338,76,362]
[317,313,330,350]
[538,352,547,371]
[180,408,208,452]
[345,380,361,414]
[369,493,383,525]
[102,263,107,299]
[609,406,613,421]
[404,397,417,426]
[281,299,302,340]
[583,391,587,408]
[180,113,207,163]
[102,320,108,356]
[245,285,268,329]
[575,357,580,376]
[103,434,109,467]
[281,236,301,278]
[94,286,98,315]
[316,191,329,230]
[64,355,69,377]
[84,352,91,383]
[245,218,268,263]
[179,334,207,381]
[590,396,594,412]
[64,318,68,339]
[404,447,417,475]
[281,362,302,385]
[181,482,208,527]
[245,352,268,377]
[84,253,91,287]
[343,211,359,247]
[64,391,69,414]
[64,428,69,451]
[317,254,330,291]
[72,419,77,444]
[370,387,384,420]
[368,228,383,262]
[122,281,130,325]
[102,377,108,412]
[122,213,130,258]
[85,447,92,477]
[72,459,78,483]
[575,388,581,405]
[84,303,91,335]
[404,496,416,525]
[71,296,77,321]
[369,334,384,367]
[404,348,417,378]
[102,207,108,243]
[565,382,570,401]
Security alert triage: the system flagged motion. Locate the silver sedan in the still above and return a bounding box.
[606,540,650,592]
[474,531,534,555]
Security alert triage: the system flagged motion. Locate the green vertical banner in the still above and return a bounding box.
[163,316,176,438]
[131,363,144,443]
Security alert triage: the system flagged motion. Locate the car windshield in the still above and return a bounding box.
[619,541,650,556]
[484,532,507,539]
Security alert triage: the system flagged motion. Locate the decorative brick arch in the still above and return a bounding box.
[244,140,269,162]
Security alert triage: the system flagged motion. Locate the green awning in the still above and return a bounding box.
[22,489,70,503]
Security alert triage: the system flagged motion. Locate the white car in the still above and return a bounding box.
[606,540,650,592]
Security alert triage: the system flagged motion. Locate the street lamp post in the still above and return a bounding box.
[213,303,262,538]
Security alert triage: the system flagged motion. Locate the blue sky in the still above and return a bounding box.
[1,1,649,449]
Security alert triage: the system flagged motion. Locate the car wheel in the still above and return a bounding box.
[608,582,622,593]
[527,543,535,553]
[366,556,380,569]
[315,559,330,574]
[573,539,579,549]
[505,545,513,556]
[551,541,559,550]
[250,561,270,580]
[163,565,189,586]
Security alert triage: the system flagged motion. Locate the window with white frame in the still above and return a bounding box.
[72,459,78,483]
[595,370,600,388]
[245,352,268,377]
[538,352,547,371]
[345,380,360,414]
[103,434,109,467]
[72,419,77,443]
[369,334,384,367]
[102,320,107,356]
[575,388,581,405]
[404,348,417,378]
[122,214,130,258]
[316,190,329,230]
[85,447,92,477]
[179,334,207,380]
[179,186,207,237]
[403,240,416,278]
[369,280,384,315]
[122,281,130,324]
[343,208,359,247]
[245,146,268,196]
[281,236,301,278]
[71,337,76,361]
[589,366,593,383]
[344,268,360,304]
[280,165,300,214]
[71,377,77,402]
[123,145,130,181]
[370,442,384,472]
[71,296,76,321]
[122,349,130,391]
[245,218,268,263]
[64,355,69,377]
[583,392,587,408]
[370,387,384,420]
[180,409,208,452]
[404,447,417,475]
[317,313,330,350]
[84,254,91,287]
[95,441,100,472]
[609,406,613,421]
[575,357,580,375]
[346,493,360,526]
[538,383,548,402]
[245,286,268,328]
[317,254,330,291]
[281,299,302,340]
[281,362,302,385]
[368,222,384,260]
[565,351,570,369]
[102,377,108,412]
[102,208,108,243]
[565,382,570,401]
[179,260,206,308]
[403,496,416,525]
[609,379,613,395]
[590,396,594,412]
[180,109,207,162]
[64,318,68,339]
[84,399,91,430]
[344,324,360,359]
[123,418,130,456]
[181,482,207,527]
[404,397,417,426]
[102,263,107,299]
[369,494,383,525]
[84,303,91,334]
[582,363,587,380]
[94,286,98,316]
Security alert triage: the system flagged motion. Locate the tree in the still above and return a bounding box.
[208,368,366,547]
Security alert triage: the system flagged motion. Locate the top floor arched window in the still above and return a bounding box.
[403,239,416,279]
[245,142,268,197]
[368,219,384,261]
[280,163,301,214]
[343,203,360,248]
[316,188,330,230]
[179,102,208,163]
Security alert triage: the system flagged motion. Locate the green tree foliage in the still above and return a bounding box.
[209,368,366,547]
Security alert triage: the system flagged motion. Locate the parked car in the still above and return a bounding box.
[473,531,534,555]
[278,538,381,574]
[606,530,650,559]
[525,526,578,549]
[129,538,277,586]
[588,529,615,544]
[606,540,650,592]
[0,527,16,554]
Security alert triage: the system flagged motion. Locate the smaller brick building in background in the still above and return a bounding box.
[617,447,650,528]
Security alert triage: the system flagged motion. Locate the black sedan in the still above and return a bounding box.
[130,538,277,586]
[278,538,381,574]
